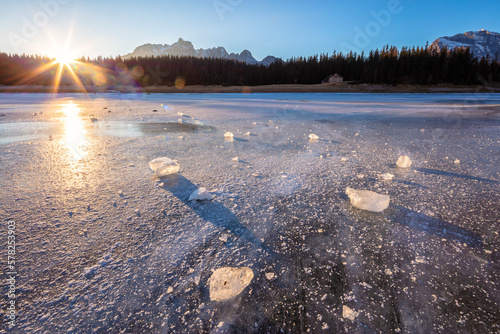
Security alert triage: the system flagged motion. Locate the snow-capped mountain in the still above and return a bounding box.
[429,29,500,60]
[122,38,278,66]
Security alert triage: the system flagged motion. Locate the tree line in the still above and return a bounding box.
[0,45,498,88]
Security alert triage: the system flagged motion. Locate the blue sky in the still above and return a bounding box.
[0,0,499,60]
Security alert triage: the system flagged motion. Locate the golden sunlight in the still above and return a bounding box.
[61,102,87,160]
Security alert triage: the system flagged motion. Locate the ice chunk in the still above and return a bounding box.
[379,173,395,181]
[309,133,319,141]
[244,132,251,136]
[396,155,412,168]
[188,188,213,201]
[224,132,234,138]
[342,305,358,321]
[232,156,239,162]
[149,157,180,177]
[265,272,275,280]
[208,267,254,302]
[346,187,390,212]
[454,159,460,165]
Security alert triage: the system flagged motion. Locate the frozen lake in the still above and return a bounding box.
[0,93,499,333]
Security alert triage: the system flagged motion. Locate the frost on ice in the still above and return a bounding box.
[208,267,254,302]
[379,173,395,181]
[396,155,412,168]
[346,187,390,212]
[188,187,213,201]
[149,157,180,177]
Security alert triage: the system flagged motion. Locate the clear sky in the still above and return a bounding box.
[1,0,499,61]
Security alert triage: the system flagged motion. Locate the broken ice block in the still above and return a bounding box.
[232,156,239,162]
[208,267,254,302]
[346,187,390,212]
[149,157,180,177]
[309,133,319,141]
[188,188,213,201]
[342,305,358,321]
[396,155,412,168]
[224,132,234,138]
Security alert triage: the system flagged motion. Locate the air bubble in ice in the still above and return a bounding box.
[346,187,390,212]
[149,157,180,177]
[208,267,254,302]
[188,188,213,201]
[396,155,412,168]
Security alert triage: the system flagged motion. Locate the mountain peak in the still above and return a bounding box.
[123,39,279,66]
[429,30,500,59]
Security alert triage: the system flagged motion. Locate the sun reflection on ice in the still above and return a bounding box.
[61,102,87,160]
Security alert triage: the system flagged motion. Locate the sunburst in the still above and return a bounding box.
[12,29,109,94]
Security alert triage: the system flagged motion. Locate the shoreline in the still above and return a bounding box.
[1,83,499,94]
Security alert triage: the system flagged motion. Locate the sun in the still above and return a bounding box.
[55,51,76,66]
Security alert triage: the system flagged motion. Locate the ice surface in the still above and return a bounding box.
[2,93,499,333]
[188,187,213,201]
[346,187,390,212]
[208,267,254,302]
[379,173,395,181]
[396,155,412,168]
[149,157,180,177]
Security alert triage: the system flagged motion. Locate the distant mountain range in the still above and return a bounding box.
[122,38,279,66]
[123,31,500,66]
[429,29,500,60]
